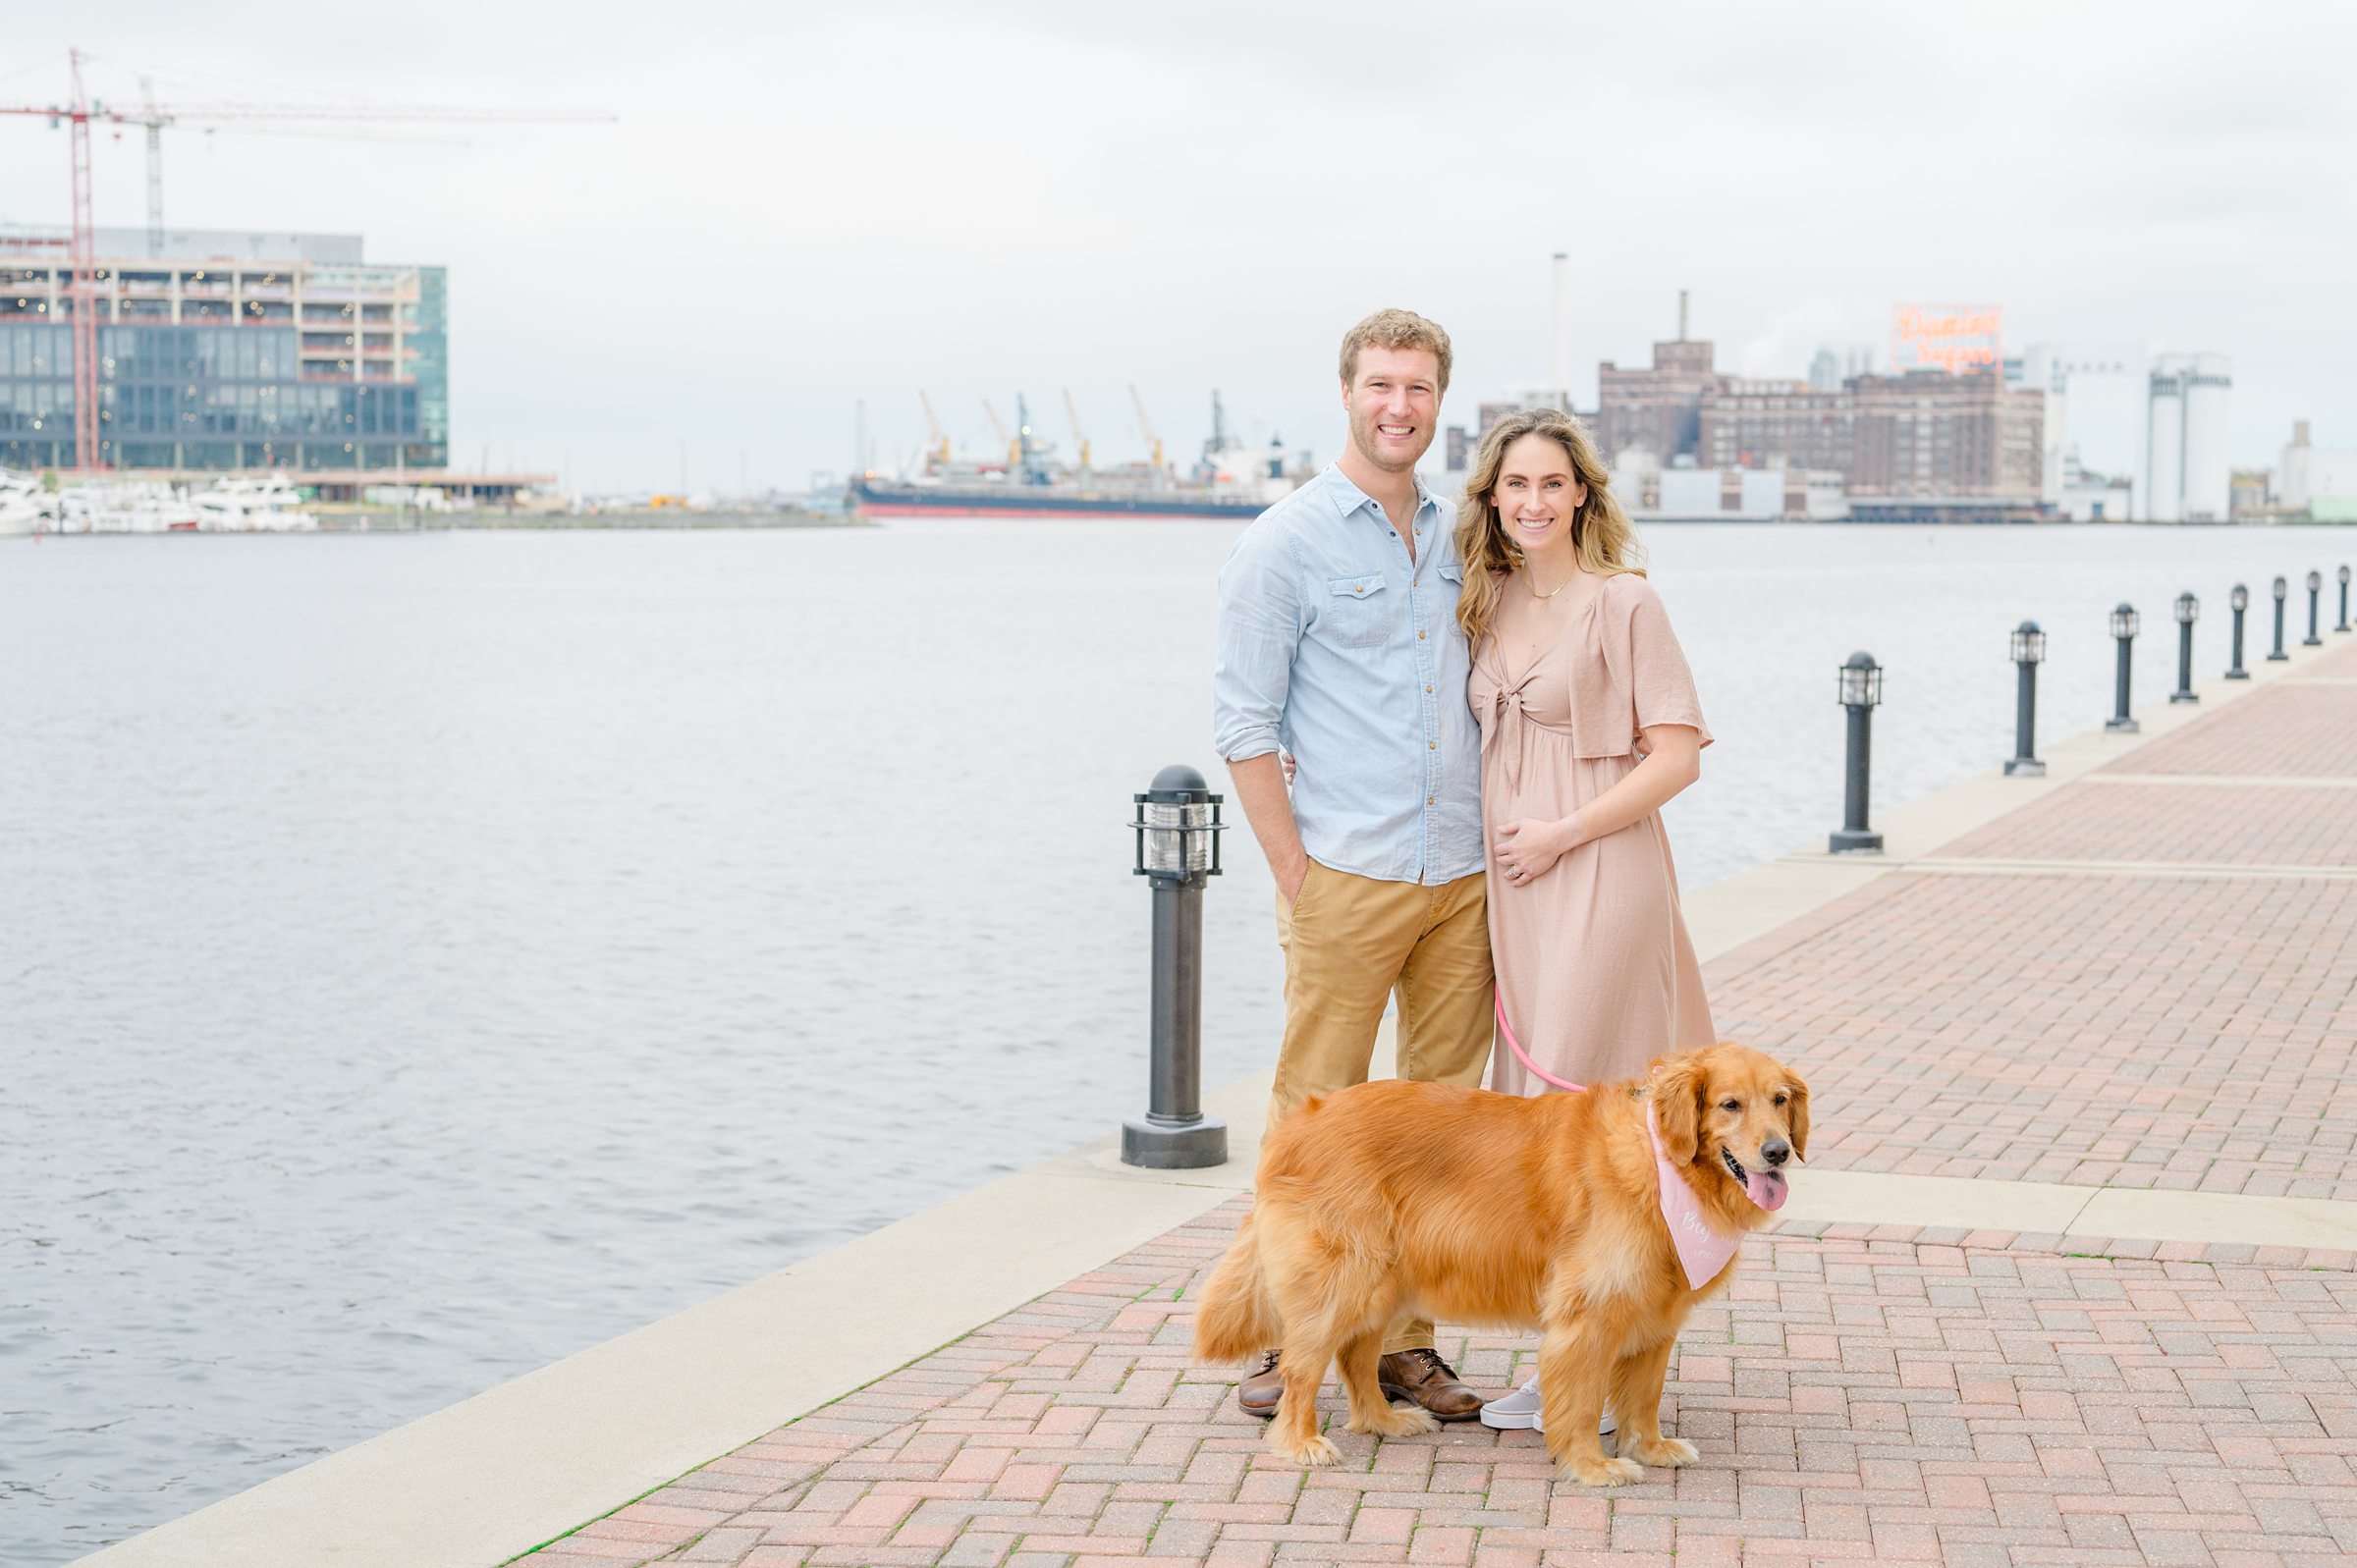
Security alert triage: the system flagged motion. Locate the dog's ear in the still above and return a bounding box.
[1785,1073,1810,1162]
[1653,1054,1705,1166]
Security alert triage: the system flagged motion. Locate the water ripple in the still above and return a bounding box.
[5,520,2352,1564]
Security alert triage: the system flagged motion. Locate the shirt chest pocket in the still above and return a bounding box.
[1321,572,1392,649]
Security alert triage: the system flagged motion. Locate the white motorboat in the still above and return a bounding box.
[56,479,201,534]
[188,472,319,532]
[0,466,58,535]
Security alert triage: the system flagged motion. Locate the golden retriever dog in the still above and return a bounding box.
[1192,1043,1807,1486]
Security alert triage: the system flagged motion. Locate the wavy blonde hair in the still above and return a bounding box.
[1453,408,1643,651]
[1339,308,1453,396]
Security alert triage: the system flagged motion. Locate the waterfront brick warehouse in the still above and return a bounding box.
[514,641,2357,1566]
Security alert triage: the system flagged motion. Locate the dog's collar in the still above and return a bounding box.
[1648,1106,1742,1291]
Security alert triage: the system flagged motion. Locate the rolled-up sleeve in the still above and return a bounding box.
[1212,524,1298,762]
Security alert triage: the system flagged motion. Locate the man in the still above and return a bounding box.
[1211,308,1496,1422]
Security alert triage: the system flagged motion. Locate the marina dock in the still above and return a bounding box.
[78,628,2357,1568]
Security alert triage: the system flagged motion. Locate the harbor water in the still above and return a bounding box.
[6,519,2355,1563]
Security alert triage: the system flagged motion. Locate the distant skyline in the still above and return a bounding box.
[4,2,2352,493]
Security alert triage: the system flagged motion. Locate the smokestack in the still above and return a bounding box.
[1677,289,1690,342]
[1548,251,1569,405]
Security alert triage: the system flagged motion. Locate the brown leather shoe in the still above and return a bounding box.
[1237,1349,1283,1420]
[1378,1349,1486,1421]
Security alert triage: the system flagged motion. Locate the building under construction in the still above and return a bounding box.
[1,228,446,477]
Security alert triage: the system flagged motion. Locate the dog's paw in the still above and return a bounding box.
[1347,1403,1441,1439]
[1270,1431,1343,1467]
[1625,1435,1698,1468]
[1560,1454,1645,1487]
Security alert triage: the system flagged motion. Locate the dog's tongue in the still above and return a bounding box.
[1746,1167,1788,1213]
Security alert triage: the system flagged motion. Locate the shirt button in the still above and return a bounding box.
[1429,741,1437,750]
[1425,684,1433,693]
[1428,795,1437,805]
[1418,629,1427,639]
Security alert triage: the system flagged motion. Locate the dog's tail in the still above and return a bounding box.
[1191,1210,1279,1364]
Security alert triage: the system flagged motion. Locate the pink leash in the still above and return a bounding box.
[1495,988,1586,1094]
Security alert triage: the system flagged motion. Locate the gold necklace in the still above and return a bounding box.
[1523,567,1578,601]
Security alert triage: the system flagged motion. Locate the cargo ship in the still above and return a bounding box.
[849,391,1308,521]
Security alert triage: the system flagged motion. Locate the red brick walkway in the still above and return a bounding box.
[521,1204,2357,1568]
[1700,868,2357,1199]
[1938,781,2357,868]
[519,638,2357,1568]
[1697,661,2357,1203]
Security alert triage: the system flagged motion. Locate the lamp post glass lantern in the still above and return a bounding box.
[2269,575,2289,661]
[2305,569,2324,646]
[2170,592,2199,704]
[2005,620,2046,777]
[2226,582,2250,678]
[2106,603,2140,733]
[1137,795,1220,878]
[1837,655,1883,709]
[1122,764,1229,1169]
[1830,651,1884,853]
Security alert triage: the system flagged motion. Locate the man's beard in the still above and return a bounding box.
[1350,411,1428,472]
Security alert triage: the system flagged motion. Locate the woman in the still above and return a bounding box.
[1456,408,1715,1434]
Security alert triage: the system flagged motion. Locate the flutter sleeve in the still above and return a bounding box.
[1617,574,1712,748]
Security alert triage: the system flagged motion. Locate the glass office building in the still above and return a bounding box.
[0,231,446,473]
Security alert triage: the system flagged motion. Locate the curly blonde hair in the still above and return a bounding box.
[1453,408,1643,651]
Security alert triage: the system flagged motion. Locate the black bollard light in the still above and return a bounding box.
[2305,569,2325,646]
[2005,621,2047,777]
[1829,651,1884,853]
[1123,764,1229,1168]
[2338,565,2352,634]
[2268,575,2289,661]
[2106,603,2141,733]
[2170,593,2200,704]
[2226,583,2250,679]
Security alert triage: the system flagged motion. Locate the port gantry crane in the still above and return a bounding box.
[1128,384,1166,475]
[980,400,1017,468]
[916,391,952,468]
[0,47,613,472]
[1061,389,1091,471]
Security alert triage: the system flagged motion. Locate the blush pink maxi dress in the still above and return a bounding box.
[1470,570,1717,1097]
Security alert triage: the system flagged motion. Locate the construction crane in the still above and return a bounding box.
[1128,384,1166,472]
[137,75,162,256]
[981,399,1017,467]
[0,47,613,471]
[916,391,951,468]
[1061,389,1091,471]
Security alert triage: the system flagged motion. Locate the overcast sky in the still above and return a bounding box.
[4,2,2351,493]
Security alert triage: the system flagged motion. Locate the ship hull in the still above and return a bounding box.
[850,478,1272,521]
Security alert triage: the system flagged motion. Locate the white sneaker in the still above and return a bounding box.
[1478,1375,1542,1430]
[1477,1376,1616,1436]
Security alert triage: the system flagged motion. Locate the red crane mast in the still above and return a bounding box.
[1,48,612,472]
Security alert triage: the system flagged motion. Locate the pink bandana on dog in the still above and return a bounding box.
[1648,1105,1785,1291]
[1497,990,1788,1291]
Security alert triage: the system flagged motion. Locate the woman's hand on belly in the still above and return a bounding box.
[1495,814,1581,887]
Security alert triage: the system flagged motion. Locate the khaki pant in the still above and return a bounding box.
[1270,861,1494,1353]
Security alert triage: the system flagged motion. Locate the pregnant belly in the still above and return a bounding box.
[1488,749,1640,818]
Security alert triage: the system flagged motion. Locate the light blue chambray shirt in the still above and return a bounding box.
[1213,464,1483,886]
